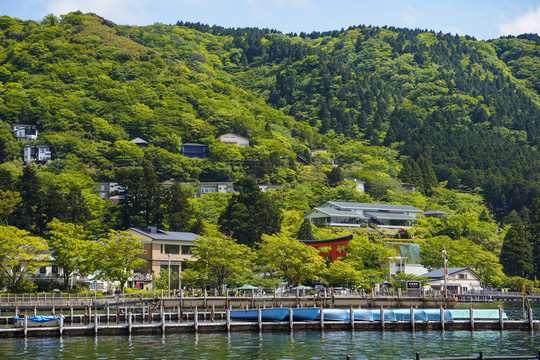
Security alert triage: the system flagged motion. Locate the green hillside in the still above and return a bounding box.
[2,11,540,290]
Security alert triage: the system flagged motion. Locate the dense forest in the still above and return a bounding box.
[1,12,540,291]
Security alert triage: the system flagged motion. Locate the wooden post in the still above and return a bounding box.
[380,307,385,331]
[211,304,215,322]
[499,305,504,331]
[194,307,199,333]
[94,308,99,336]
[320,306,324,331]
[416,352,420,360]
[116,307,120,324]
[410,307,415,332]
[289,306,293,331]
[350,305,354,330]
[34,305,37,317]
[470,307,474,331]
[106,303,110,325]
[440,306,445,331]
[529,307,534,331]
[128,311,132,335]
[148,306,152,323]
[178,304,181,323]
[23,312,28,338]
[258,307,262,332]
[59,310,64,336]
[70,306,73,326]
[161,306,166,334]
[226,309,231,332]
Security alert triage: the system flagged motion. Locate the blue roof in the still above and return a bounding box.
[419,267,471,279]
[129,228,197,242]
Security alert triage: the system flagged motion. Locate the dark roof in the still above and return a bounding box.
[129,228,197,242]
[325,201,423,213]
[299,234,353,244]
[419,267,473,279]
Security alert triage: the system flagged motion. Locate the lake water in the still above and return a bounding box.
[1,301,539,360]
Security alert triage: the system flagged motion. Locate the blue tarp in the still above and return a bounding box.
[14,315,64,323]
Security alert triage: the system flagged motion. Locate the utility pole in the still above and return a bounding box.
[442,246,447,298]
[167,254,171,298]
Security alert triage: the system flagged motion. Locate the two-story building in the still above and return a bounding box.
[302,201,423,229]
[12,124,38,142]
[23,144,51,165]
[420,267,482,294]
[126,227,197,289]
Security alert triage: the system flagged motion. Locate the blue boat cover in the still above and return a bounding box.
[14,315,64,323]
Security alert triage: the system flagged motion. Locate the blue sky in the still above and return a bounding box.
[1,0,540,40]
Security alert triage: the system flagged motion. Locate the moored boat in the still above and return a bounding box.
[449,309,507,320]
[393,309,428,321]
[423,309,454,321]
[370,309,396,322]
[353,309,374,321]
[318,309,350,321]
[291,308,320,321]
[14,315,63,327]
[230,308,289,322]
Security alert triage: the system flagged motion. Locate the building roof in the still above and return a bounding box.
[365,212,418,221]
[299,234,353,245]
[308,207,368,219]
[129,228,197,242]
[422,210,452,217]
[130,137,148,145]
[324,201,423,213]
[419,267,478,279]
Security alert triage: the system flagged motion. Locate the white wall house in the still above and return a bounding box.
[23,144,51,165]
[219,133,249,147]
[302,201,423,229]
[420,267,482,294]
[12,124,38,142]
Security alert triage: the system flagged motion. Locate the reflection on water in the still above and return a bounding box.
[0,330,539,360]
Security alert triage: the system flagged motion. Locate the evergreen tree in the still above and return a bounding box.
[218,177,282,247]
[166,182,193,232]
[527,198,540,278]
[499,224,533,278]
[296,218,313,240]
[13,166,46,235]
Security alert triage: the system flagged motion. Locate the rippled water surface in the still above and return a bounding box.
[1,330,539,360]
[1,301,539,359]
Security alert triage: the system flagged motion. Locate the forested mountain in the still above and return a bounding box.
[1,11,540,220]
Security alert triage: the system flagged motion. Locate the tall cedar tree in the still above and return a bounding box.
[528,198,540,279]
[499,224,533,278]
[218,177,282,247]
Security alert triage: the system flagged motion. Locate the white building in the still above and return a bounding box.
[302,201,423,229]
[219,133,249,147]
[12,124,38,142]
[23,144,51,165]
[420,267,482,294]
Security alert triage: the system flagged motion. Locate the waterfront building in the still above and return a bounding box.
[420,267,482,294]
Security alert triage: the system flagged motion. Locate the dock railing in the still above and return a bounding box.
[413,350,540,360]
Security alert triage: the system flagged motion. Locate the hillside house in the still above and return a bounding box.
[23,144,51,165]
[219,133,249,147]
[302,201,423,229]
[12,124,38,142]
[181,143,206,159]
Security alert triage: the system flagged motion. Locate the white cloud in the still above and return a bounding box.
[400,6,416,29]
[499,4,540,36]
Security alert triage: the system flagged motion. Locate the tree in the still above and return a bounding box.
[219,177,282,247]
[165,182,193,231]
[47,219,89,289]
[186,234,254,294]
[257,234,325,286]
[322,260,364,287]
[327,166,344,187]
[93,230,147,292]
[500,225,533,278]
[296,218,314,240]
[0,226,48,292]
[14,166,46,235]
[0,190,21,225]
[345,236,394,285]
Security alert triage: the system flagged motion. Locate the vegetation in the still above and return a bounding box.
[0,12,539,292]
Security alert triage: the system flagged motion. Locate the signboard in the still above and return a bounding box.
[406,281,422,297]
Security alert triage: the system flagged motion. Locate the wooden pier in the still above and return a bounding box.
[0,306,538,338]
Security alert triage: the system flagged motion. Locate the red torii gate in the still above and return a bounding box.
[299,235,353,263]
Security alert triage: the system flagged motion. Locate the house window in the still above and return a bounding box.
[40,266,46,274]
[181,246,192,255]
[164,244,180,254]
[459,274,467,279]
[51,265,58,274]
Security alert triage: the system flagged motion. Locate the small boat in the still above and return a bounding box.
[393,309,428,321]
[370,309,396,322]
[14,315,64,327]
[318,309,350,321]
[230,308,289,322]
[290,308,320,321]
[449,309,507,320]
[423,309,454,321]
[353,309,374,321]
